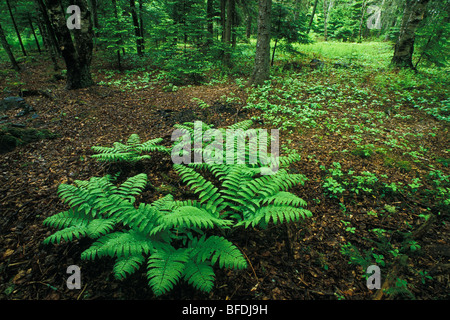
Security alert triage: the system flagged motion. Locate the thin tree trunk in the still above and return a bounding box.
[220,0,226,41]
[207,0,214,38]
[88,0,99,48]
[27,14,42,53]
[358,0,368,42]
[129,0,142,56]
[111,0,122,69]
[307,0,318,34]
[391,0,431,69]
[323,0,333,41]
[248,0,272,86]
[36,14,59,70]
[271,2,283,66]
[35,0,60,56]
[0,22,20,71]
[138,0,145,52]
[6,0,27,56]
[223,0,234,65]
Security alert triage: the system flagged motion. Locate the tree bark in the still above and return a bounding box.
[27,14,42,53]
[248,0,272,86]
[138,0,145,52]
[207,0,214,38]
[35,0,61,56]
[307,0,318,34]
[36,13,60,70]
[358,0,368,42]
[0,22,20,71]
[391,0,431,69]
[323,0,333,41]
[6,0,27,56]
[220,0,226,41]
[45,0,94,89]
[129,0,143,56]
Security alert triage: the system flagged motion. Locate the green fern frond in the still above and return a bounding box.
[158,206,225,230]
[241,205,313,228]
[227,119,254,131]
[43,208,90,230]
[43,225,88,244]
[182,260,215,293]
[117,173,148,202]
[81,230,155,260]
[86,218,117,238]
[91,134,166,163]
[147,247,190,296]
[174,164,224,214]
[189,235,247,269]
[113,254,146,280]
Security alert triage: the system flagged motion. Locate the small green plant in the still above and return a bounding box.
[43,174,247,296]
[385,278,414,299]
[351,144,375,158]
[191,97,210,109]
[417,270,433,284]
[341,220,356,234]
[384,204,397,214]
[91,134,169,163]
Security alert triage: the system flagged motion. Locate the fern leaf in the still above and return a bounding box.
[42,225,88,244]
[113,254,145,280]
[158,206,224,230]
[117,173,148,201]
[189,235,247,269]
[183,260,215,293]
[81,231,154,260]
[147,247,190,296]
[86,218,116,238]
[43,208,90,230]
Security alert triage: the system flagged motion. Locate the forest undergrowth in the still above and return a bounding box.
[0,41,448,300]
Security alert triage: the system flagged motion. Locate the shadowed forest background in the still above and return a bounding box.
[0,0,449,301]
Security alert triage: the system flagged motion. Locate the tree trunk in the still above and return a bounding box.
[358,0,368,42]
[248,0,272,86]
[88,0,99,48]
[45,0,94,89]
[35,0,61,57]
[28,14,42,53]
[0,22,20,71]
[138,0,145,52]
[323,0,333,41]
[391,0,431,69]
[220,0,226,41]
[223,0,235,65]
[36,14,59,70]
[307,0,318,34]
[129,0,142,55]
[6,0,27,56]
[207,0,214,38]
[111,0,122,69]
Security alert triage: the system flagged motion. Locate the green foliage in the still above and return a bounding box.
[43,173,247,296]
[91,134,169,163]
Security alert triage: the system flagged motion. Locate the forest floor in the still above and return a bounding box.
[0,47,449,301]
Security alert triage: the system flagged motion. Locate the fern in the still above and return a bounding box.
[176,121,311,228]
[43,173,247,296]
[175,163,311,228]
[91,134,169,163]
[147,247,190,296]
